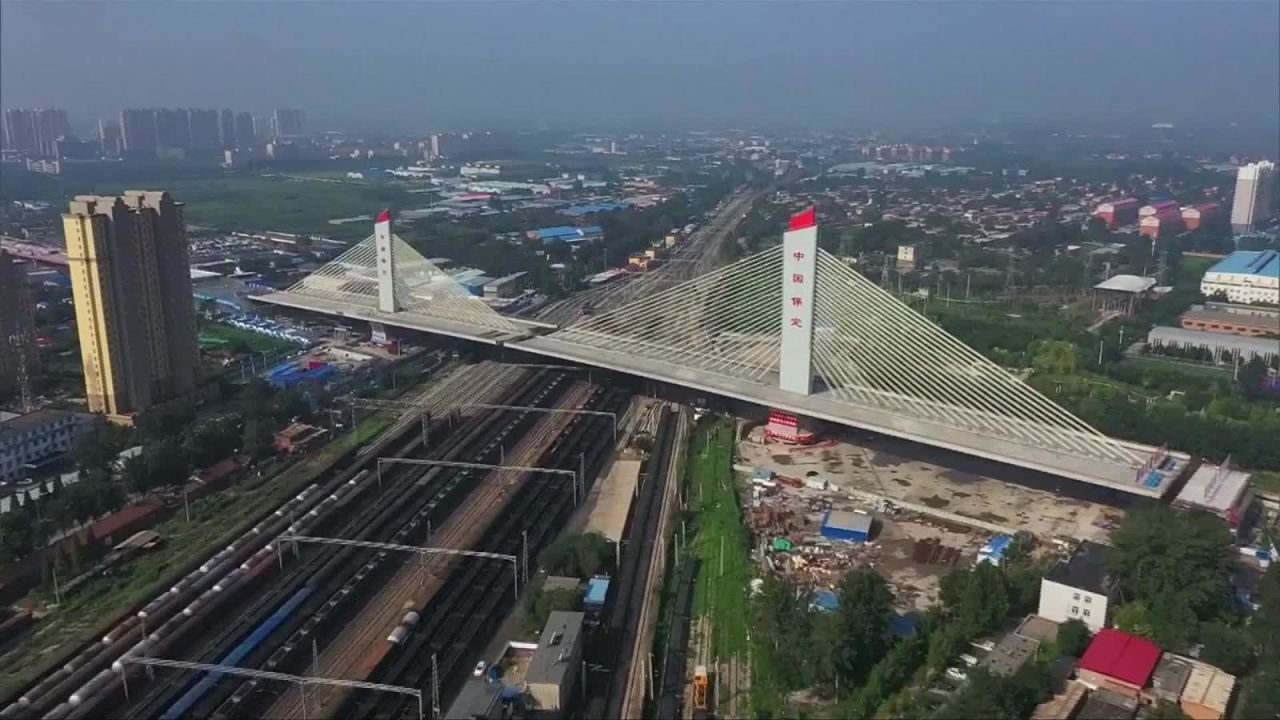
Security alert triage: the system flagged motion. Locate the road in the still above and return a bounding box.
[535,187,764,326]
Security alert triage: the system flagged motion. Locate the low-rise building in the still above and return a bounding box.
[983,631,1039,677]
[1179,303,1279,337]
[526,611,584,712]
[1146,326,1280,364]
[483,272,528,300]
[0,410,93,483]
[1077,687,1140,719]
[1076,629,1162,699]
[274,423,327,454]
[527,225,604,245]
[1181,203,1221,231]
[1178,659,1236,720]
[1093,275,1157,317]
[1039,540,1113,632]
[819,510,874,543]
[1094,198,1141,228]
[1200,250,1279,305]
[1173,463,1253,530]
[896,243,923,271]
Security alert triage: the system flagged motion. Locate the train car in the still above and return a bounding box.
[159,588,313,720]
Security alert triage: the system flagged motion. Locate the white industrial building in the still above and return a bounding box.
[1146,326,1280,364]
[1038,541,1112,632]
[1200,250,1280,305]
[0,410,93,483]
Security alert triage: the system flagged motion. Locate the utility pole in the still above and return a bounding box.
[431,653,441,719]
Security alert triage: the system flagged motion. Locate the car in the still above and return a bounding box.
[959,653,979,667]
[473,661,486,677]
[970,639,996,652]
[946,667,968,682]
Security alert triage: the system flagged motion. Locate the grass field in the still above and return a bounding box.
[198,322,299,355]
[689,419,751,663]
[0,413,393,699]
[91,176,415,240]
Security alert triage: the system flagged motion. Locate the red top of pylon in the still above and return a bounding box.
[789,207,816,231]
[376,209,392,224]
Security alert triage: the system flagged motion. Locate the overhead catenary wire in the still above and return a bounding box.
[552,244,1141,466]
[279,232,518,333]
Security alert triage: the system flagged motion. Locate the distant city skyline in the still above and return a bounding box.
[2,2,1277,134]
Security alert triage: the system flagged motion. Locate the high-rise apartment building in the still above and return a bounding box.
[1230,161,1278,234]
[234,112,256,149]
[63,192,199,418]
[187,108,220,152]
[120,108,158,158]
[0,250,40,404]
[97,119,123,158]
[218,109,236,149]
[2,108,71,157]
[154,108,192,153]
[271,108,305,138]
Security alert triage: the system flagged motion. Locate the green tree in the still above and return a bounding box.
[1239,357,1271,399]
[941,562,1010,637]
[523,581,579,632]
[808,610,843,696]
[145,438,192,489]
[1255,564,1280,662]
[1057,619,1091,657]
[1031,340,1079,376]
[1107,506,1235,620]
[837,569,895,684]
[0,510,39,562]
[752,575,811,692]
[1148,593,1198,652]
[1238,663,1280,720]
[1198,622,1254,675]
[72,423,130,473]
[1113,602,1155,640]
[123,455,150,495]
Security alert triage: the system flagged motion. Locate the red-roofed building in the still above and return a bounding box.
[1077,629,1163,699]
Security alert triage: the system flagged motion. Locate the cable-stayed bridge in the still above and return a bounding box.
[257,210,1185,497]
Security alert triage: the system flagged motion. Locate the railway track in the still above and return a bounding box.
[109,365,560,720]
[257,380,599,720]
[345,386,631,720]
[654,558,699,719]
[0,362,523,720]
[582,406,679,719]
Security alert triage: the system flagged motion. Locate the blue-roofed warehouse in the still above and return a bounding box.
[528,225,604,244]
[559,202,631,217]
[977,534,1014,566]
[820,510,874,543]
[1201,250,1279,304]
[584,576,610,613]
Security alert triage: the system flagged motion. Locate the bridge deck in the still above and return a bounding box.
[254,291,555,343]
[253,293,1181,498]
[514,336,1181,498]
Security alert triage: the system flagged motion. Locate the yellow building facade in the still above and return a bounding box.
[63,192,198,418]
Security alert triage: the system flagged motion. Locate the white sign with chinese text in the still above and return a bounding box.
[780,211,817,394]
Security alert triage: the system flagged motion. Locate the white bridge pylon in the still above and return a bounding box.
[547,208,1142,468]
[279,210,519,334]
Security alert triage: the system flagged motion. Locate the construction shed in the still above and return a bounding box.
[820,510,873,543]
[584,576,610,613]
[526,611,585,712]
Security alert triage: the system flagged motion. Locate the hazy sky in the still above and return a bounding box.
[3,1,1277,133]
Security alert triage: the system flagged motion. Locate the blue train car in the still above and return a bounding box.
[161,587,313,720]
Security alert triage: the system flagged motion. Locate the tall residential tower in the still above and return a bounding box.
[63,192,199,419]
[1230,161,1278,234]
